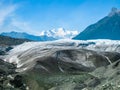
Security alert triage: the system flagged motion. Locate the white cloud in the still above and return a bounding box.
[0,1,40,36]
[0,1,39,35]
[11,18,30,31]
[10,18,39,35]
[0,3,17,25]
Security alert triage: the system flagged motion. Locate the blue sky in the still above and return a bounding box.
[0,0,120,35]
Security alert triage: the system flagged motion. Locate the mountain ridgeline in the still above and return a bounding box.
[74,7,120,40]
[0,28,78,41]
[1,31,56,41]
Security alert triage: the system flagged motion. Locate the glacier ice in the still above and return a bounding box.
[5,39,120,72]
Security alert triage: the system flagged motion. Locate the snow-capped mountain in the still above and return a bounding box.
[1,28,78,41]
[40,28,79,39]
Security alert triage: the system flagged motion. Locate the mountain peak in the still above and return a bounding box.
[40,28,79,39]
[74,7,120,40]
[108,7,120,17]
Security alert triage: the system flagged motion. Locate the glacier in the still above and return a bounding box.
[5,39,120,72]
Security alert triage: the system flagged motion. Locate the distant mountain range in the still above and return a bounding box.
[1,31,56,41]
[74,7,120,40]
[1,28,78,41]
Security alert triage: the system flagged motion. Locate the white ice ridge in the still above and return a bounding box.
[5,39,120,72]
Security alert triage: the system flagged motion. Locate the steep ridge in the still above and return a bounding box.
[74,7,120,40]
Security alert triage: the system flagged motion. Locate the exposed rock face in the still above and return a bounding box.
[0,59,16,75]
[0,46,13,55]
[108,7,120,17]
[0,58,28,90]
[10,75,27,89]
